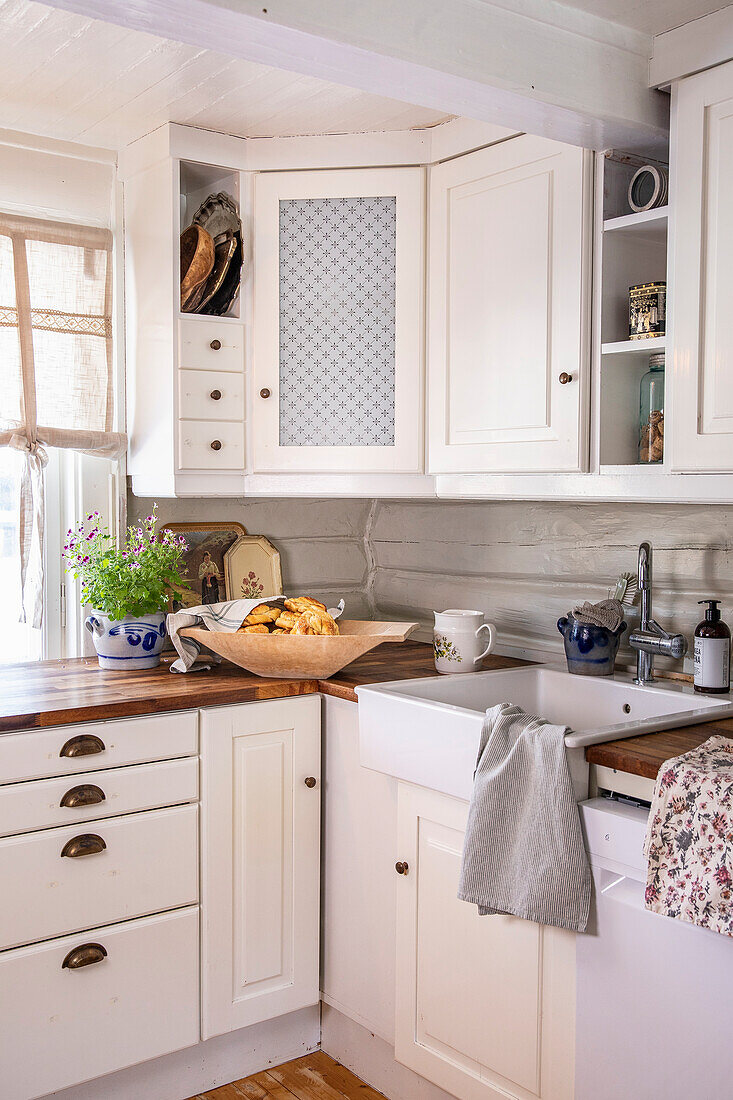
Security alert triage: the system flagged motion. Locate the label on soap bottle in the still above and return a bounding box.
[694,637,731,690]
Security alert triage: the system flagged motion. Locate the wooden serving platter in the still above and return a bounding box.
[180,620,419,679]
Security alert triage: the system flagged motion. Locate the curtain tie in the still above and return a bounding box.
[9,432,49,468]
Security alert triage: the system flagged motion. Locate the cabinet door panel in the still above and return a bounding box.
[395,784,575,1100]
[201,696,321,1038]
[672,60,733,471]
[429,136,591,474]
[253,168,424,474]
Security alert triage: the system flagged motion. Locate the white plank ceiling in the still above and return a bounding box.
[0,0,451,150]
[555,0,725,36]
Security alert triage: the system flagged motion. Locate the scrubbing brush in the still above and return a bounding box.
[609,572,639,606]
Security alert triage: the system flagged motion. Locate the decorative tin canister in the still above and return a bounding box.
[629,281,666,340]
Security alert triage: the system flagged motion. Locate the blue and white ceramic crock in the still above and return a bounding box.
[84,611,167,671]
[556,613,627,677]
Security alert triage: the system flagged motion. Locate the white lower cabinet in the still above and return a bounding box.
[200,695,321,1039]
[0,907,199,1100]
[395,783,576,1100]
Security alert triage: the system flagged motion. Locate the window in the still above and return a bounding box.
[0,213,125,658]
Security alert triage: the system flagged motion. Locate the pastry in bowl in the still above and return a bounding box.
[236,596,339,636]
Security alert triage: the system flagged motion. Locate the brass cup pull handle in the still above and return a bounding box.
[210,339,222,351]
[259,388,271,399]
[61,833,107,859]
[62,943,107,970]
[395,861,409,875]
[59,734,105,759]
[60,784,106,809]
[304,776,317,788]
[558,372,572,385]
[210,439,222,451]
[210,389,222,401]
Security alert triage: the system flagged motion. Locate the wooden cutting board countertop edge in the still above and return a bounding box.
[1,642,730,781]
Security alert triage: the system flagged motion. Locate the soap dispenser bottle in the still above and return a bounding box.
[694,600,731,694]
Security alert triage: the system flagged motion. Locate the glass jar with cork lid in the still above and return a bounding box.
[639,352,664,463]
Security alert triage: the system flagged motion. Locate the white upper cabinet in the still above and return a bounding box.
[252,168,425,474]
[671,59,733,473]
[428,136,592,474]
[200,696,321,1040]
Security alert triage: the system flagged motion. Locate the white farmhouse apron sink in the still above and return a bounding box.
[356,666,733,800]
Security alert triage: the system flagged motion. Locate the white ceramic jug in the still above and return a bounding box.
[433,609,497,674]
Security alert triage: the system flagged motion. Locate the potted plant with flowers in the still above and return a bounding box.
[63,506,189,670]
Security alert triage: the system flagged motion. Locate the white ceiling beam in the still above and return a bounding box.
[650,6,733,88]
[44,0,669,152]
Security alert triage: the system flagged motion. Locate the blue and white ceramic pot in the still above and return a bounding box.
[84,611,167,671]
[556,613,627,677]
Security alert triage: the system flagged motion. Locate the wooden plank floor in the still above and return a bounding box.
[189,1052,388,1100]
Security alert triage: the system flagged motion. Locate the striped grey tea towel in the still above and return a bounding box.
[458,702,591,933]
[167,598,276,672]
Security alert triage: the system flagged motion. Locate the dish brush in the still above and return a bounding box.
[609,572,639,606]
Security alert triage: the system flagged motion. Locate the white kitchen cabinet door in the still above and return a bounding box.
[200,696,321,1039]
[395,784,575,1100]
[428,136,592,474]
[253,168,424,474]
[670,59,733,472]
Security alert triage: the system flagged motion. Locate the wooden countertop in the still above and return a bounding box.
[2,644,728,781]
[0,643,524,734]
[585,719,733,780]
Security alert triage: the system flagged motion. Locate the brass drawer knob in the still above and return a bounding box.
[61,833,107,859]
[59,734,105,759]
[558,372,572,385]
[62,943,107,970]
[210,439,222,451]
[395,861,409,875]
[210,339,222,351]
[304,776,317,788]
[259,388,271,399]
[210,389,222,401]
[60,784,105,809]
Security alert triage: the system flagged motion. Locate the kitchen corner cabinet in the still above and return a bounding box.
[671,58,733,473]
[123,133,247,498]
[428,136,592,474]
[395,784,575,1100]
[200,696,321,1039]
[253,167,425,474]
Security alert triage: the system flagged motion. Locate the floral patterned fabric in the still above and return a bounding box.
[644,735,733,935]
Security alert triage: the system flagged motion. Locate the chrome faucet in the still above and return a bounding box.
[628,542,687,684]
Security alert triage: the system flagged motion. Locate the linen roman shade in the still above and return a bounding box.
[0,213,126,628]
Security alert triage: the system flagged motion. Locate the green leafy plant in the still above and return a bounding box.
[63,505,190,620]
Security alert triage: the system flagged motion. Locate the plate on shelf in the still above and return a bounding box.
[200,232,243,316]
[224,534,283,602]
[192,191,241,244]
[195,232,237,312]
[180,224,214,312]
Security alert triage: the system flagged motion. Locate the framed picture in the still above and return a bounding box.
[224,535,283,601]
[160,521,247,609]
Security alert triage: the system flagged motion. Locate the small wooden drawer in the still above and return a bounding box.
[179,368,245,421]
[179,318,244,373]
[0,711,198,785]
[0,757,198,838]
[178,419,245,470]
[0,803,198,951]
[0,906,199,1100]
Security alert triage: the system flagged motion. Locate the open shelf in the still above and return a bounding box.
[602,337,666,357]
[603,206,668,235]
[179,159,242,320]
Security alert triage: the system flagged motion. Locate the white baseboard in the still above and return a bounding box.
[44,1006,320,1100]
[321,1003,455,1100]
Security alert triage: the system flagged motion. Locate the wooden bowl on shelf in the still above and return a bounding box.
[180,620,419,679]
[180,224,215,311]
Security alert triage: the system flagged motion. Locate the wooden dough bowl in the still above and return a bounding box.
[181,620,419,679]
